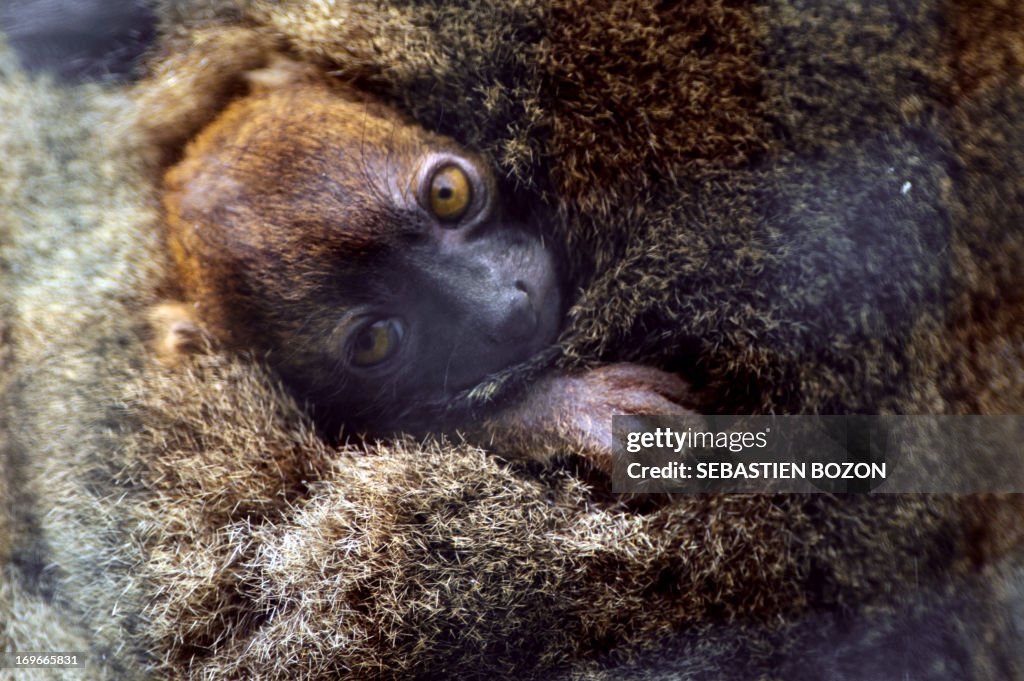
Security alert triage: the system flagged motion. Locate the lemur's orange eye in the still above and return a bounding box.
[429,164,471,221]
[351,318,404,367]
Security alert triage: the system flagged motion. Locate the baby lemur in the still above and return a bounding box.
[157,61,690,462]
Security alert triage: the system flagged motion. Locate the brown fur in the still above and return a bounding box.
[161,77,430,347]
[157,64,692,456]
[2,2,1024,679]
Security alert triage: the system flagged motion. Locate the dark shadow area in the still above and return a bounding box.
[0,0,156,82]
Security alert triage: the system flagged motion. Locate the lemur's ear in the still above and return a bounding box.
[244,54,320,93]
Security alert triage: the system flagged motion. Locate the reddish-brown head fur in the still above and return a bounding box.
[162,72,563,432]
[165,79,462,345]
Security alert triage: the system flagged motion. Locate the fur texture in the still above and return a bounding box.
[2,1,1024,679]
